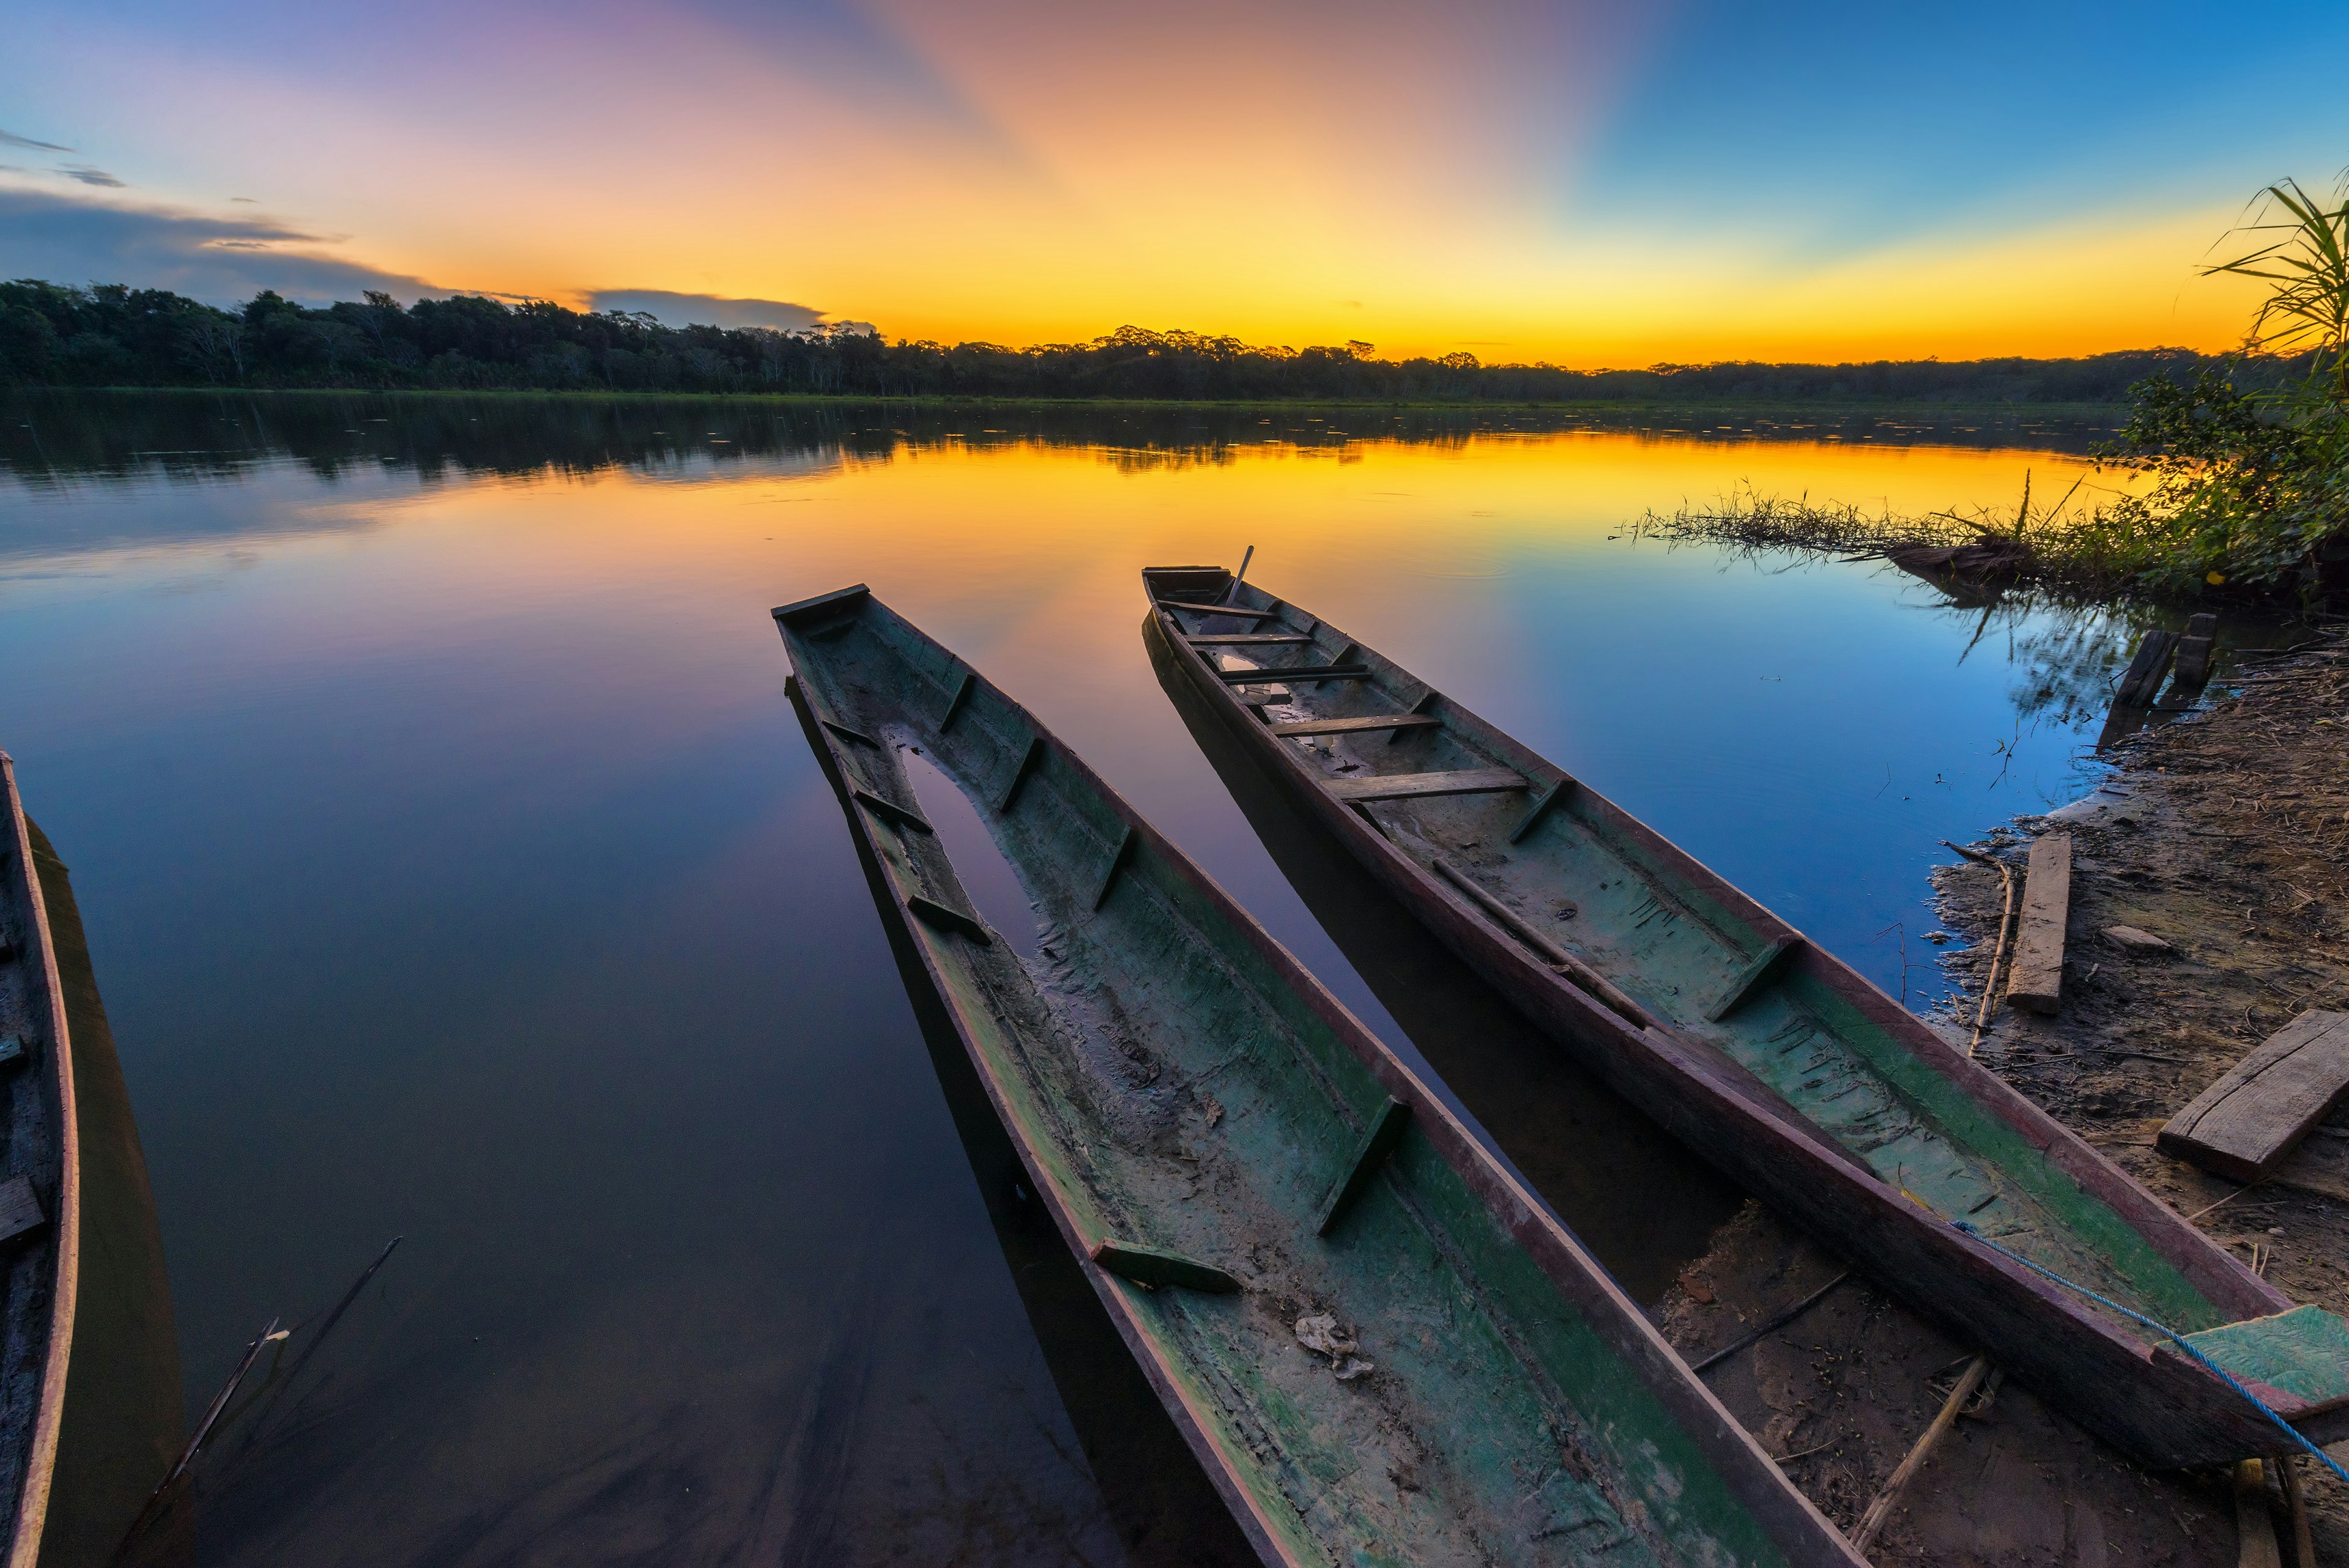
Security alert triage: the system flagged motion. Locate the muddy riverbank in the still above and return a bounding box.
[1931,631,2349,1561]
[1650,632,2349,1566]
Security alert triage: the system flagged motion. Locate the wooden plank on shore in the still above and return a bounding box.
[2114,629,2180,706]
[2004,832,2072,1015]
[1269,714,1442,737]
[2158,1011,2349,1182]
[1327,768,1526,802]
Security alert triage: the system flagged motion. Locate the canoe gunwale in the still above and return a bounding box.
[779,591,1868,1567]
[1142,568,2334,1467]
[0,754,79,1568]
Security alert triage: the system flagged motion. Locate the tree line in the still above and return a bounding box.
[0,278,2302,404]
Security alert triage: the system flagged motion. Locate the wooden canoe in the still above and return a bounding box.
[1143,564,2349,1470]
[0,755,80,1567]
[776,585,1863,1568]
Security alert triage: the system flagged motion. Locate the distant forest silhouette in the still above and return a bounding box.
[0,279,2298,404]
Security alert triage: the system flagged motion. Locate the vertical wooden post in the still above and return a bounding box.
[2235,1459,2282,1568]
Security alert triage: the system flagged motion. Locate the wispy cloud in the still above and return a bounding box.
[0,187,440,306]
[588,289,826,331]
[59,165,124,188]
[0,129,73,153]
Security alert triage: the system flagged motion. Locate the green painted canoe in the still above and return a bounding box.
[1143,563,2349,1470]
[775,586,1863,1568]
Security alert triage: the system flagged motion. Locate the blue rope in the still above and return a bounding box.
[1953,1219,2349,1484]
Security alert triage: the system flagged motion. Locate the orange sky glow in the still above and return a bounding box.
[4,0,2342,363]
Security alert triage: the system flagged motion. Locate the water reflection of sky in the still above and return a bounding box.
[0,393,2233,1562]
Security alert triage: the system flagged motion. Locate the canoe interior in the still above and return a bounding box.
[1138,569,2271,1353]
[0,758,76,1568]
[777,589,1854,1568]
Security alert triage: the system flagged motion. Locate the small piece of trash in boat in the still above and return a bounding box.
[1203,1096,1224,1128]
[264,1330,291,1344]
[1295,1313,1375,1380]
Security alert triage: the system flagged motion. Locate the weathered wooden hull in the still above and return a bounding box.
[0,756,81,1567]
[776,586,1863,1568]
[1143,565,2349,1470]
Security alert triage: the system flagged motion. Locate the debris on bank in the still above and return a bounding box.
[1653,627,2349,1566]
[1928,627,2349,1562]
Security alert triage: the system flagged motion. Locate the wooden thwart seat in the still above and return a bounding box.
[1186,634,1314,646]
[1269,714,1442,738]
[1160,601,1283,619]
[1328,767,1526,802]
[1217,663,1368,684]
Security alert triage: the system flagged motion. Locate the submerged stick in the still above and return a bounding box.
[118,1314,286,1557]
[1850,1355,1992,1552]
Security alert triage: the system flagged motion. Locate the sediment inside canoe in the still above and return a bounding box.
[782,597,1846,1568]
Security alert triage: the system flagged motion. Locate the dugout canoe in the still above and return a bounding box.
[1143,563,2349,1470]
[774,585,1862,1568]
[0,756,80,1567]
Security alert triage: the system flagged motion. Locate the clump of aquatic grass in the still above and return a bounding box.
[1627,487,1954,557]
[1634,472,2112,581]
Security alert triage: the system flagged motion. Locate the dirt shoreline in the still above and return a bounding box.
[1653,632,2349,1566]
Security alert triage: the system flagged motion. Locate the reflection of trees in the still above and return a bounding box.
[1943,594,2144,731]
[1917,581,2301,736]
[0,391,2130,493]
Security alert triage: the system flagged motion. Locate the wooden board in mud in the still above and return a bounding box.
[774,586,1863,1568]
[1140,563,2349,1470]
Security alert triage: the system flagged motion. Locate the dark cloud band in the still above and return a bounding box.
[0,187,439,306]
[588,289,825,331]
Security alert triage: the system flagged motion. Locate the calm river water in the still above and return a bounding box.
[0,393,2240,1564]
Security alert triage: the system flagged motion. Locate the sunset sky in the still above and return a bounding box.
[6,0,2347,363]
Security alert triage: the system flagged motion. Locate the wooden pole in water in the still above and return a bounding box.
[1224,544,1255,604]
